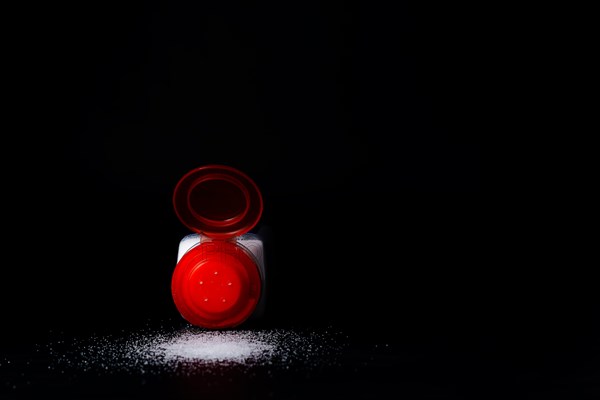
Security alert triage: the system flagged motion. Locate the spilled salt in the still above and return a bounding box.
[45,325,347,376]
[149,330,277,364]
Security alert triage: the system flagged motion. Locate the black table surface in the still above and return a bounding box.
[2,314,599,400]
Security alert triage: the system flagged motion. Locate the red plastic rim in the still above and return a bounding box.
[173,165,263,239]
[171,240,262,329]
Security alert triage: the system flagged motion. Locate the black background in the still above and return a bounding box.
[3,2,598,398]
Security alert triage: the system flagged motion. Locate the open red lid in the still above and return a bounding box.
[173,165,263,239]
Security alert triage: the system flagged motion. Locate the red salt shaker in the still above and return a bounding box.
[171,165,266,329]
